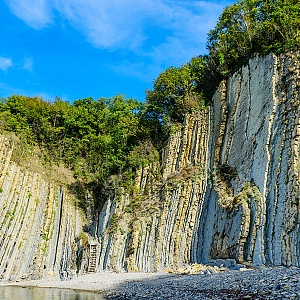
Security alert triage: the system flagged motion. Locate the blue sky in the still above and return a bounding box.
[0,0,235,102]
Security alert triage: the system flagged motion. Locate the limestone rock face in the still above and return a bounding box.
[0,52,299,279]
[93,52,300,270]
[93,111,209,272]
[197,53,300,266]
[0,136,85,280]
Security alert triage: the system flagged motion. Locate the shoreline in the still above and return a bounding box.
[1,266,300,299]
[0,272,174,294]
[0,263,224,293]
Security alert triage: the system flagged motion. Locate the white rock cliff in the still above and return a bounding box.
[0,52,299,280]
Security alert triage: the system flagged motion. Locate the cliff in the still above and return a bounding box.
[92,52,300,270]
[197,52,300,266]
[93,110,209,272]
[0,52,299,280]
[0,136,86,280]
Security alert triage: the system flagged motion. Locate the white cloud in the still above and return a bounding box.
[22,58,34,71]
[53,0,150,49]
[6,0,225,52]
[5,0,53,29]
[108,1,227,82]
[0,57,13,71]
[0,56,35,73]
[52,0,225,54]
[52,0,226,68]
[5,0,231,78]
[58,0,227,83]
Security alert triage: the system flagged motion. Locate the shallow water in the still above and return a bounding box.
[0,286,105,300]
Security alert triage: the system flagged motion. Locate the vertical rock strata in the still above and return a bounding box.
[0,52,299,279]
[94,52,300,271]
[94,111,209,272]
[0,137,84,280]
[197,53,300,266]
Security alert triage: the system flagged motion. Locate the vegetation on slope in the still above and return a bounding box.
[0,95,158,210]
[207,0,300,77]
[147,0,300,112]
[0,0,299,213]
[145,56,207,124]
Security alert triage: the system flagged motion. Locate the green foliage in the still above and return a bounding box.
[234,181,262,205]
[145,56,206,125]
[127,140,159,169]
[2,0,299,219]
[77,232,89,247]
[207,0,300,76]
[145,0,300,116]
[0,94,155,211]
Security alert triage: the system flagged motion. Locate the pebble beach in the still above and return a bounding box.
[1,266,300,299]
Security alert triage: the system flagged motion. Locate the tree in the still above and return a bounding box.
[0,94,153,210]
[145,56,206,125]
[207,0,300,76]
[258,0,300,54]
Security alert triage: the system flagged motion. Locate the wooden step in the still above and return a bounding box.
[87,244,98,273]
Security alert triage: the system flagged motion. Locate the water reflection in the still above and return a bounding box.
[0,286,105,300]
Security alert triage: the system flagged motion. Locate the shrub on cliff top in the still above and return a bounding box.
[0,94,155,211]
[207,0,300,76]
[145,56,206,125]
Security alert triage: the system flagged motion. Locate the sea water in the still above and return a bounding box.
[0,286,105,299]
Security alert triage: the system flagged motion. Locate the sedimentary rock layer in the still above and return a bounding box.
[93,52,300,270]
[197,53,300,266]
[0,52,299,280]
[0,136,84,280]
[94,111,209,272]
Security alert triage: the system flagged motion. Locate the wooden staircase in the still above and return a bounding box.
[88,243,97,273]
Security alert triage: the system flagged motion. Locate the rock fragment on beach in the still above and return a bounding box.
[106,266,300,300]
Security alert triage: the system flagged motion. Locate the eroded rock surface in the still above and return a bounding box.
[197,53,300,266]
[93,52,300,271]
[94,111,209,272]
[0,52,299,280]
[0,136,85,280]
